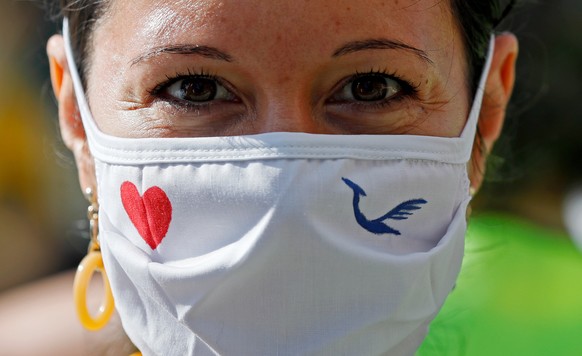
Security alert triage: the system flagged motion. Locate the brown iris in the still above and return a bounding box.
[351,75,389,101]
[180,77,217,102]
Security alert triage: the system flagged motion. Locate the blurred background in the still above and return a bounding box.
[0,0,88,291]
[0,0,580,355]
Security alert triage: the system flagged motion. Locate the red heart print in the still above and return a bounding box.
[120,181,172,250]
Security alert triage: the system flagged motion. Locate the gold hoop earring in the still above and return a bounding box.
[73,187,115,331]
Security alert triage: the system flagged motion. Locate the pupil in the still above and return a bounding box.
[181,78,217,102]
[352,76,388,101]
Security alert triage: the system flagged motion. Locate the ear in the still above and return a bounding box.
[47,35,97,194]
[469,33,518,193]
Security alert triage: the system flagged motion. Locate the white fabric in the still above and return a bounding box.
[64,18,494,356]
[564,186,582,252]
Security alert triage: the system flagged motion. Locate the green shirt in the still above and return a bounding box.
[418,213,582,356]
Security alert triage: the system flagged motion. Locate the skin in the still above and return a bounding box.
[33,0,519,353]
[89,0,469,138]
[47,0,518,195]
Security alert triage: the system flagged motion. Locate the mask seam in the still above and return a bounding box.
[92,155,470,165]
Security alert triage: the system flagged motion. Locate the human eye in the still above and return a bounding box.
[137,69,248,137]
[150,70,239,107]
[328,70,418,108]
[323,69,421,134]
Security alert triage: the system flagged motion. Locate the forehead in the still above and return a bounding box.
[96,0,458,65]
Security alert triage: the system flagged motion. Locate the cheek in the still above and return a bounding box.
[73,139,98,191]
[84,63,125,135]
[85,53,158,138]
[411,101,470,138]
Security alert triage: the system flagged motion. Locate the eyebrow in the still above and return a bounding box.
[332,38,434,65]
[130,45,234,66]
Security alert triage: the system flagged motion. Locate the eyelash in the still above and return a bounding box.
[147,68,420,109]
[331,69,420,109]
[147,68,228,105]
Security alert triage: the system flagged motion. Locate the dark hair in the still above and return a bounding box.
[47,0,517,95]
[45,0,109,85]
[451,0,517,94]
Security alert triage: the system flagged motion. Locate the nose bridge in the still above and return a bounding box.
[256,85,324,134]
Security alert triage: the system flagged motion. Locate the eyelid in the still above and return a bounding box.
[147,69,239,103]
[149,69,212,95]
[326,70,419,105]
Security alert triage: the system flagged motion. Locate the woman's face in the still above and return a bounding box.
[85,0,469,138]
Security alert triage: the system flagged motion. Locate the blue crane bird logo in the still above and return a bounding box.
[341,177,427,236]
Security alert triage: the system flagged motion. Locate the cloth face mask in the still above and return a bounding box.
[64,19,493,356]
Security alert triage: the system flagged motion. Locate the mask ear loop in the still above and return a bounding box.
[73,187,115,331]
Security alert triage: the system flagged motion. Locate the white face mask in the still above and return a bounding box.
[64,19,493,356]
